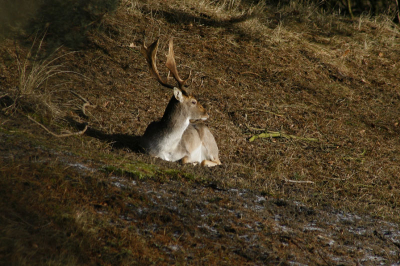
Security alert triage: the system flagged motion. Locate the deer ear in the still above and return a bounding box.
[173,87,184,102]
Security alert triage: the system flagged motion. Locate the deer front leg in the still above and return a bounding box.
[181,156,198,165]
[201,159,221,167]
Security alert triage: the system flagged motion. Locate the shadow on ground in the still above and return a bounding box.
[67,117,142,152]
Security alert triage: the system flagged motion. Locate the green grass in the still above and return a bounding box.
[102,162,159,179]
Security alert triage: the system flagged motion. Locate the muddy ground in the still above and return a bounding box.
[1,0,400,265]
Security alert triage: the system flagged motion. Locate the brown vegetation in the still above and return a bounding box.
[1,0,400,264]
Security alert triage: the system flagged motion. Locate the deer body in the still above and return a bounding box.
[140,39,221,167]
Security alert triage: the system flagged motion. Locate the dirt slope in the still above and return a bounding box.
[1,0,400,265]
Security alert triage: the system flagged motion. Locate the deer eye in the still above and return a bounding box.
[191,100,197,105]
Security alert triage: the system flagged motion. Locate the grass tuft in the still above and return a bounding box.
[3,33,76,123]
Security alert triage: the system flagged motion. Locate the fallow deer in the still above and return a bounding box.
[140,38,221,167]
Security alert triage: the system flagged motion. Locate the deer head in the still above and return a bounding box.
[141,38,208,123]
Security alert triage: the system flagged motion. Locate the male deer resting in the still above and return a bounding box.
[140,38,221,167]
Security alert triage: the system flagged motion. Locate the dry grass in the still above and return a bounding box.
[1,0,400,264]
[2,34,77,124]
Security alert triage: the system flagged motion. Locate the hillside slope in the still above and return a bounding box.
[1,0,400,264]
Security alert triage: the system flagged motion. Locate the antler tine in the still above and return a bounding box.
[141,39,174,89]
[165,38,191,95]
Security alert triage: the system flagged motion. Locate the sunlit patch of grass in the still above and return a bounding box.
[102,161,159,179]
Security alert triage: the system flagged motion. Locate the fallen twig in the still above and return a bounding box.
[284,178,315,184]
[245,124,265,132]
[249,131,319,142]
[27,115,88,137]
[244,107,284,117]
[240,71,261,77]
[70,90,97,117]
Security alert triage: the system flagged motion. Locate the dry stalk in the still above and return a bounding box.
[249,131,319,142]
[284,178,315,184]
[70,90,97,116]
[244,108,284,117]
[240,71,261,77]
[27,115,88,137]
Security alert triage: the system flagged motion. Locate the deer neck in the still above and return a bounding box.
[160,97,190,138]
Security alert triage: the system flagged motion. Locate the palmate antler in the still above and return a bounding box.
[141,38,191,95]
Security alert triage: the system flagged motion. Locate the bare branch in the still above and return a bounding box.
[284,178,315,184]
[27,115,88,138]
[249,131,319,142]
[70,90,97,117]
